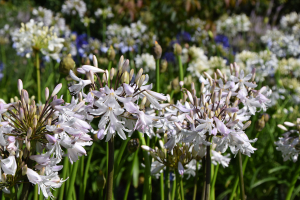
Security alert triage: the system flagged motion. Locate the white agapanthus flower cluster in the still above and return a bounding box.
[106,21,151,53]
[261,29,300,58]
[95,7,114,19]
[186,46,209,78]
[68,55,168,141]
[11,19,65,60]
[61,0,87,18]
[32,7,53,27]
[216,14,251,37]
[134,53,156,73]
[0,80,93,198]
[32,7,70,37]
[142,63,270,176]
[275,119,300,162]
[235,50,278,81]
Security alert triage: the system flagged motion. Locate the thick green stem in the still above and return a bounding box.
[177,55,183,99]
[34,185,38,200]
[205,145,211,200]
[171,175,176,200]
[238,151,246,200]
[66,160,80,199]
[160,172,165,200]
[156,59,160,93]
[139,132,151,200]
[193,161,198,200]
[180,174,184,200]
[36,52,41,102]
[286,161,300,199]
[165,164,171,200]
[210,164,219,200]
[106,137,115,200]
[124,150,139,200]
[176,171,180,200]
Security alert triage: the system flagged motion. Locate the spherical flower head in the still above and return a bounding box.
[135,53,156,72]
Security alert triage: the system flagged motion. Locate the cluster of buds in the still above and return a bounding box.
[68,55,169,141]
[0,80,92,198]
[275,119,300,162]
[142,63,271,176]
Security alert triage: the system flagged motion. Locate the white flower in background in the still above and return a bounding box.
[235,50,258,70]
[186,17,206,30]
[280,12,299,30]
[11,19,65,60]
[186,46,209,78]
[62,0,87,18]
[81,17,95,27]
[32,7,53,26]
[216,14,251,37]
[134,53,156,72]
[211,150,231,168]
[95,7,114,19]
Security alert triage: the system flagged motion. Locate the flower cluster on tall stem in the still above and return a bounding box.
[142,63,270,199]
[0,80,92,199]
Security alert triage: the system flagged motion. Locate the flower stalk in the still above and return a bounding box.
[205,145,211,200]
[36,51,41,102]
[238,151,246,200]
[106,137,115,200]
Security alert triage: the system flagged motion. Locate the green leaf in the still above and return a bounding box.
[250,177,278,189]
[133,152,139,188]
[268,166,288,174]
[216,189,232,200]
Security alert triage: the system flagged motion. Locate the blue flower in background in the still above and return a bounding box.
[176,31,192,43]
[215,34,230,48]
[162,52,176,64]
[0,62,4,81]
[76,33,88,49]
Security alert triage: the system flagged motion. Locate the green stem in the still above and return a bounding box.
[210,164,219,200]
[201,157,206,200]
[156,59,160,93]
[36,52,41,102]
[106,137,114,200]
[160,172,165,200]
[108,61,112,72]
[138,132,151,200]
[238,151,246,200]
[177,55,183,99]
[81,145,95,199]
[205,145,211,200]
[124,150,139,200]
[171,175,176,200]
[34,184,38,200]
[66,160,80,199]
[1,43,6,65]
[193,161,198,200]
[180,174,184,200]
[286,160,300,199]
[176,171,180,200]
[165,165,170,200]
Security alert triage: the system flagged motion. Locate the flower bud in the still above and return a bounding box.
[45,87,49,100]
[107,46,115,61]
[174,43,182,56]
[93,55,98,68]
[27,127,32,139]
[128,138,140,153]
[135,68,143,83]
[59,54,75,76]
[18,79,23,95]
[153,41,162,59]
[110,68,115,80]
[161,59,168,73]
[50,99,64,106]
[51,83,62,97]
[121,71,129,84]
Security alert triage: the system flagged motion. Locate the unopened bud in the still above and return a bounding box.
[45,87,49,100]
[153,41,162,59]
[59,54,75,76]
[18,79,23,95]
[107,46,115,61]
[161,59,168,73]
[174,43,182,55]
[27,127,32,139]
[110,68,115,80]
[122,71,129,84]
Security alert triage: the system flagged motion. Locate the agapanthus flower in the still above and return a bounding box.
[0,80,92,198]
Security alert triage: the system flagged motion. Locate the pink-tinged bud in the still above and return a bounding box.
[45,87,49,100]
[178,161,184,175]
[50,99,64,106]
[225,107,239,113]
[22,89,29,104]
[18,79,23,95]
[7,136,15,143]
[51,83,62,97]
[97,129,105,140]
[19,108,24,120]
[25,137,30,151]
